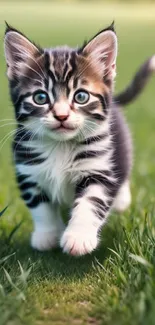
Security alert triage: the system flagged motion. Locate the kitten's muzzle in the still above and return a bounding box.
[49,120,76,131]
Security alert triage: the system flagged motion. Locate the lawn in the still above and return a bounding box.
[0,1,155,324]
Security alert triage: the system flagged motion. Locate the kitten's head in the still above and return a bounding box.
[4,22,117,141]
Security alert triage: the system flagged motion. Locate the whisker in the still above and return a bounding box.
[17,125,44,166]
[0,123,18,129]
[14,121,39,151]
[0,119,16,122]
[0,129,17,152]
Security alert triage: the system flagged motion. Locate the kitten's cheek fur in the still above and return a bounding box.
[60,228,99,256]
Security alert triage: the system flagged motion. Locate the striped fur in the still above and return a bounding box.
[5,22,153,256]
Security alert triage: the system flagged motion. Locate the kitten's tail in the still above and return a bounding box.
[114,55,155,106]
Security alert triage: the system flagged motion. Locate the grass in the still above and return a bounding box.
[0,1,155,324]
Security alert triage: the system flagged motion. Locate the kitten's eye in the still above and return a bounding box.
[33,92,49,105]
[74,90,89,105]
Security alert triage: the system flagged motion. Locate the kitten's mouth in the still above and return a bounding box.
[46,122,77,133]
[53,124,77,131]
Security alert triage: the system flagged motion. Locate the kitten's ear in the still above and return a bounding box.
[81,23,117,80]
[4,23,42,78]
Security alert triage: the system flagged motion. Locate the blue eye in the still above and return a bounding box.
[33,92,49,105]
[74,90,89,104]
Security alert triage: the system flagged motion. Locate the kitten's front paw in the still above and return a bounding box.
[31,230,59,251]
[60,227,98,256]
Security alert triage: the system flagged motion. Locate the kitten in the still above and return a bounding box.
[4,22,155,256]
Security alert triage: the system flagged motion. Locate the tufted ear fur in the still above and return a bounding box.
[4,23,42,78]
[81,23,117,80]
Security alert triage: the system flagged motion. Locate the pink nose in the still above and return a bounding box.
[54,114,69,122]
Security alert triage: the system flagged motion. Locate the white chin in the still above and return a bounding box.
[48,129,79,141]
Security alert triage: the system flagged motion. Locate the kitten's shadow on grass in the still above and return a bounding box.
[0,215,121,281]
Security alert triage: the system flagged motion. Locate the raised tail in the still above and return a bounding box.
[114,55,155,106]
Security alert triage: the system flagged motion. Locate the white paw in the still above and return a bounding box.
[114,194,131,212]
[113,181,131,213]
[60,228,98,256]
[31,230,60,251]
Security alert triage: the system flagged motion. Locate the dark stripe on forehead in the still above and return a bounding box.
[62,52,70,80]
[45,50,77,100]
[44,51,56,85]
[65,51,76,83]
[73,76,78,89]
[65,51,77,96]
[48,68,56,84]
[53,52,61,80]
[44,52,50,72]
[44,52,50,90]
[62,63,69,81]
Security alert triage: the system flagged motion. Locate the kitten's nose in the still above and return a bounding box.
[54,114,69,122]
[53,101,70,122]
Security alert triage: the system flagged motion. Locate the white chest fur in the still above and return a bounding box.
[16,132,112,205]
[17,141,77,204]
[40,142,76,204]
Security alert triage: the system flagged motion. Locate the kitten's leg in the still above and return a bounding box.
[113,180,131,213]
[17,173,65,251]
[31,203,65,251]
[60,175,117,256]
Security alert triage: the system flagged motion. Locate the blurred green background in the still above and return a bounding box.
[0,1,155,324]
